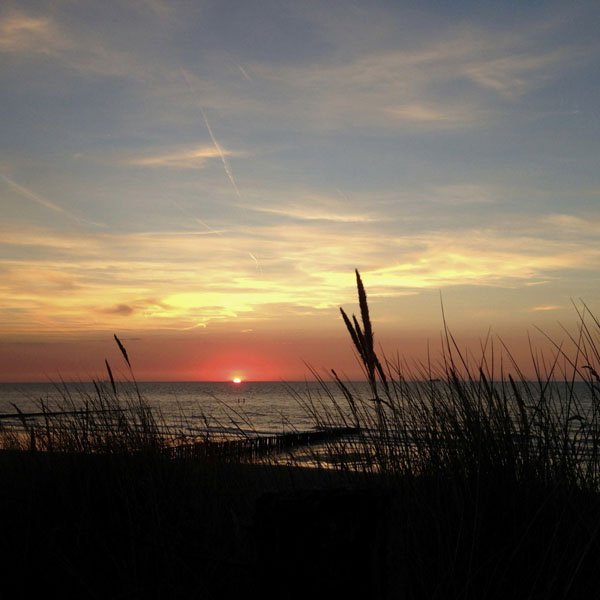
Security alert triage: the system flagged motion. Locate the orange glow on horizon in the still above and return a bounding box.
[232,377,242,384]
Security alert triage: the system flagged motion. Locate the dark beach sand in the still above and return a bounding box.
[2,450,600,599]
[0,450,385,598]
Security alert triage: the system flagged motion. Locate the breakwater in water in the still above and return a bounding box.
[167,426,360,460]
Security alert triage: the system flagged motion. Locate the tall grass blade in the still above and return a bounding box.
[114,334,131,368]
[105,359,117,395]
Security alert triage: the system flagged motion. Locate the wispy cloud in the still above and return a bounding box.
[0,11,66,54]
[140,0,173,19]
[425,184,496,205]
[248,32,573,131]
[1,5,585,138]
[542,214,600,235]
[103,303,135,316]
[239,190,384,224]
[99,298,169,317]
[0,7,156,81]
[1,218,599,335]
[127,145,236,169]
[463,51,567,99]
[245,204,380,223]
[383,104,473,125]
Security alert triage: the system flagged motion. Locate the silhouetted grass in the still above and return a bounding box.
[284,270,600,598]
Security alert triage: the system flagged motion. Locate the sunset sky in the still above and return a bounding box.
[1,0,599,381]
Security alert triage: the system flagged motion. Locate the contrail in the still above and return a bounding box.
[199,106,241,199]
[179,69,260,277]
[171,198,223,235]
[1,173,105,227]
[1,173,67,214]
[195,216,220,233]
[174,198,262,274]
[249,251,262,275]
[180,69,241,199]
[236,63,252,81]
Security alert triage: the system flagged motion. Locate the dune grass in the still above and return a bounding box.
[1,272,600,598]
[292,271,600,482]
[286,270,600,598]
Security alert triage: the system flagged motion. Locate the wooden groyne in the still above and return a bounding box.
[0,408,121,420]
[168,426,360,461]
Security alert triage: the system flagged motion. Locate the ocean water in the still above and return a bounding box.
[0,380,372,437]
[0,380,596,440]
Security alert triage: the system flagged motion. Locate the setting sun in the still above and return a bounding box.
[232,377,242,384]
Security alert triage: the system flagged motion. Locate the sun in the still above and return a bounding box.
[232,377,242,384]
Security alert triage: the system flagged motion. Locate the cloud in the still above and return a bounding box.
[127,145,236,169]
[238,189,386,224]
[0,7,155,82]
[542,214,600,235]
[246,29,574,131]
[139,0,173,18]
[1,215,599,335]
[0,4,584,142]
[0,11,67,54]
[103,304,135,316]
[244,204,380,223]
[384,104,473,125]
[99,298,170,317]
[425,184,496,205]
[462,51,567,99]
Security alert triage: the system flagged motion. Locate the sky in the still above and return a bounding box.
[1,0,599,382]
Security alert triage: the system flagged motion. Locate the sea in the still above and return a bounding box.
[0,380,372,438]
[0,379,597,441]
